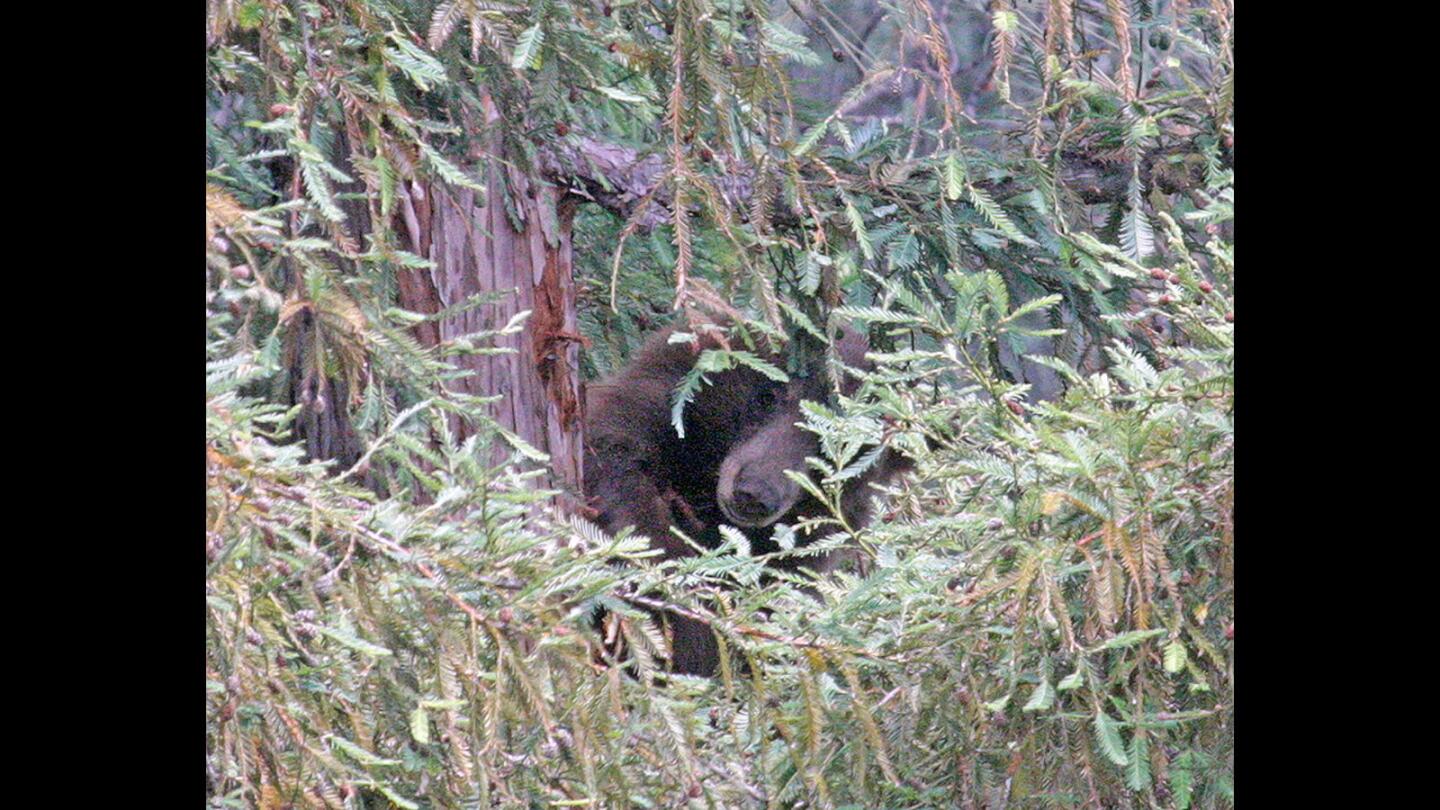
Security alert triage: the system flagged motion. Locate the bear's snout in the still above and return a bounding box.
[717,452,803,528]
[729,469,788,522]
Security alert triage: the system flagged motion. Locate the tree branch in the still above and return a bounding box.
[538,135,1217,229]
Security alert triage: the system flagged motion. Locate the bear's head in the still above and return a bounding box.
[710,326,876,532]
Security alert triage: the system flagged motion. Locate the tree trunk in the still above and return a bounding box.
[393,97,585,507]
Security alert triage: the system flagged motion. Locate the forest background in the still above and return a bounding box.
[205,1,1234,807]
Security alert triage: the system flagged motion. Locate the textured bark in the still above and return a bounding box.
[393,99,584,505]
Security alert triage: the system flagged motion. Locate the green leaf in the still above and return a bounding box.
[795,120,829,155]
[833,305,917,325]
[778,300,824,339]
[1001,294,1062,325]
[844,198,875,261]
[387,250,436,270]
[966,183,1037,246]
[1093,710,1129,767]
[1163,640,1188,673]
[319,626,393,658]
[597,85,647,103]
[982,693,1012,712]
[375,154,396,219]
[386,37,449,92]
[728,351,789,382]
[1094,628,1167,652]
[235,1,264,29]
[328,734,400,766]
[1120,170,1156,261]
[887,232,920,272]
[410,707,430,744]
[375,784,420,810]
[761,21,823,66]
[418,141,486,193]
[1170,752,1194,809]
[983,270,1010,317]
[943,154,965,200]
[299,159,346,223]
[670,369,708,439]
[799,251,826,295]
[1126,729,1150,790]
[495,424,550,462]
[1022,679,1055,712]
[512,24,544,70]
[1125,115,1160,149]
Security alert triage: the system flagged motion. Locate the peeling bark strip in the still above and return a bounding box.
[528,191,584,500]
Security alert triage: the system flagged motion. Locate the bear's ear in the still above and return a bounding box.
[832,324,871,367]
[827,325,871,397]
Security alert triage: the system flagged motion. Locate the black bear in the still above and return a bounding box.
[583,320,910,674]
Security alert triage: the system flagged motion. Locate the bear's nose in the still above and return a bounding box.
[731,472,783,522]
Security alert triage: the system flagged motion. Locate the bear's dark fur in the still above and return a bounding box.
[583,322,910,674]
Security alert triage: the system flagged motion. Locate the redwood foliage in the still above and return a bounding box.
[207,1,1234,807]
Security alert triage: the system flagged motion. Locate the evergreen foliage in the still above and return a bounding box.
[208,1,1234,806]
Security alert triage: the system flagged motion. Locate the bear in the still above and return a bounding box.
[583,319,911,675]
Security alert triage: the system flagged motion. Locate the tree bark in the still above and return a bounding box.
[393,98,585,507]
